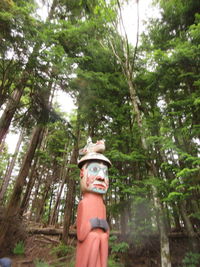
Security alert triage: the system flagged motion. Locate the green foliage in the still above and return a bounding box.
[13,241,25,255]
[34,260,53,267]
[109,236,129,254]
[108,257,124,267]
[111,241,129,254]
[182,252,200,267]
[51,243,75,258]
[108,236,128,265]
[176,168,199,178]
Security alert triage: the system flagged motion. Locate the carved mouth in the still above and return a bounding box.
[93,181,106,189]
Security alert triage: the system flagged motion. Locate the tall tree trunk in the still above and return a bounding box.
[19,126,46,216]
[0,130,24,202]
[109,16,172,263]
[127,73,172,267]
[0,125,44,247]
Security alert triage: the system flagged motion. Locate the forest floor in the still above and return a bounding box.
[0,218,76,267]
[1,219,199,267]
[7,233,75,267]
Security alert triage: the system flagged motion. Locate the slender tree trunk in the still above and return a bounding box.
[30,167,49,221]
[62,146,79,244]
[48,186,54,224]
[126,71,171,267]
[19,159,39,216]
[49,173,66,225]
[179,200,198,252]
[35,166,57,223]
[62,103,80,244]
[49,144,70,225]
[110,22,171,265]
[0,130,24,202]
[49,181,61,225]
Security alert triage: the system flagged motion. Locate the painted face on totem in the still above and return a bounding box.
[80,161,109,194]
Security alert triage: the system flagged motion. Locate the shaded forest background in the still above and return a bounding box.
[0,0,200,266]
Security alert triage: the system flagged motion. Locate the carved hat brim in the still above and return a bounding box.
[77,152,112,169]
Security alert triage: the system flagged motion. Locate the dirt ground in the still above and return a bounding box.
[4,234,75,267]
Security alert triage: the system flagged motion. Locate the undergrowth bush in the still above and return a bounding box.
[109,235,129,265]
[51,243,75,257]
[13,241,25,255]
[182,252,200,267]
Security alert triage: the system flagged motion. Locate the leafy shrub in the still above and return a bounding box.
[34,260,52,267]
[109,235,129,254]
[111,241,129,254]
[108,257,124,267]
[109,235,129,266]
[182,252,200,267]
[13,241,25,255]
[51,243,75,257]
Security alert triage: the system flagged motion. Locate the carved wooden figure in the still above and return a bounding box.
[75,146,111,267]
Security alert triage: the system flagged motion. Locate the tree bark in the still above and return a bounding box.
[62,146,79,244]
[49,173,66,225]
[179,200,199,252]
[19,125,46,216]
[35,165,57,223]
[49,143,70,225]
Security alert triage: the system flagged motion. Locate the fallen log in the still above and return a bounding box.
[28,228,199,239]
[28,228,76,237]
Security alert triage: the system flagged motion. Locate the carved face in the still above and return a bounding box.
[80,161,109,194]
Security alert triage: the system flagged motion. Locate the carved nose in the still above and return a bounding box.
[96,174,105,181]
[99,169,106,177]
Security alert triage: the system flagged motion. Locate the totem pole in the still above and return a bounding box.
[75,139,111,267]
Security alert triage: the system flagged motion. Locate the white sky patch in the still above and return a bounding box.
[5,131,20,154]
[157,98,166,111]
[121,0,161,45]
[35,0,49,21]
[53,90,76,114]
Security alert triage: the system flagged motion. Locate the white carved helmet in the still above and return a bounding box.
[77,152,112,169]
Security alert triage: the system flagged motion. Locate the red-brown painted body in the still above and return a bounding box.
[75,192,109,267]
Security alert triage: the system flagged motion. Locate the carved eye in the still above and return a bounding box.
[91,166,99,173]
